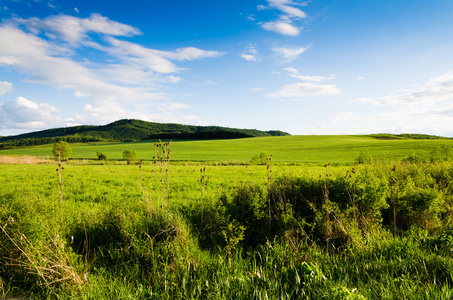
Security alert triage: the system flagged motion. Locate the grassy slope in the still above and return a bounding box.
[1,135,453,164]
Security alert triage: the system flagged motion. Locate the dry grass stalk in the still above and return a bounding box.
[0,218,87,288]
[154,140,171,209]
[0,155,52,165]
[56,149,64,203]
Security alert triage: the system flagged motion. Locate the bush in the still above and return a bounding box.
[52,141,72,160]
[430,145,452,163]
[355,150,372,164]
[96,151,107,161]
[122,149,137,165]
[250,152,270,165]
[402,150,423,164]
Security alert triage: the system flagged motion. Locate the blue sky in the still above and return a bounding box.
[1,0,453,137]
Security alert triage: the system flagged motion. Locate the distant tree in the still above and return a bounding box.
[96,151,107,161]
[355,150,372,164]
[52,141,72,160]
[123,149,138,165]
[250,152,269,165]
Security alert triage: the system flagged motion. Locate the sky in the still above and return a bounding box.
[1,0,453,137]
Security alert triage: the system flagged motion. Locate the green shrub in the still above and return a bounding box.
[396,188,444,230]
[225,184,269,248]
[96,151,107,160]
[122,149,137,164]
[402,150,423,164]
[355,150,372,164]
[52,141,72,160]
[250,152,270,165]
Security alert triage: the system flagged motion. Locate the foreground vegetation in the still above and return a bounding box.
[1,145,453,298]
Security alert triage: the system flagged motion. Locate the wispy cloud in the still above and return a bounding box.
[267,66,341,99]
[262,20,300,36]
[240,43,260,62]
[0,14,225,131]
[0,81,13,96]
[14,13,141,44]
[267,82,341,98]
[267,0,308,18]
[258,0,308,36]
[283,67,335,82]
[357,71,453,106]
[272,46,308,62]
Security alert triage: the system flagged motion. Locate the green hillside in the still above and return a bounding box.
[2,135,453,165]
[0,119,290,149]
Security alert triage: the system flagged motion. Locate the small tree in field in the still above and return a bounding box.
[123,149,138,165]
[96,151,107,161]
[250,152,269,165]
[52,141,72,161]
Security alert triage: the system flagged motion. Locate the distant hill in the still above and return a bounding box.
[368,133,452,140]
[0,119,291,149]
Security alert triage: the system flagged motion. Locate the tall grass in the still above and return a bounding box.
[1,159,453,298]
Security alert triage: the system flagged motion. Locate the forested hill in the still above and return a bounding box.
[0,119,290,149]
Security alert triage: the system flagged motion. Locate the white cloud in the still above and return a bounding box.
[262,20,300,36]
[267,0,308,18]
[267,82,341,98]
[290,74,331,82]
[272,46,308,62]
[240,53,258,61]
[247,14,256,21]
[282,67,335,82]
[14,13,141,44]
[163,47,225,61]
[0,97,76,130]
[283,67,298,74]
[0,81,13,95]
[258,0,308,36]
[0,14,225,131]
[105,37,224,74]
[240,44,260,62]
[357,71,453,106]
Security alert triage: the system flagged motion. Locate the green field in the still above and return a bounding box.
[2,135,453,164]
[2,137,453,299]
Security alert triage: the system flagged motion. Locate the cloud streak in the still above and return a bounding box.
[259,0,308,36]
[240,43,260,62]
[0,14,225,131]
[267,67,341,99]
[357,71,453,106]
[272,46,308,62]
[267,82,341,98]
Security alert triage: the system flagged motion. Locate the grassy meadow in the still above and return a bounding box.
[2,135,453,164]
[1,136,453,299]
